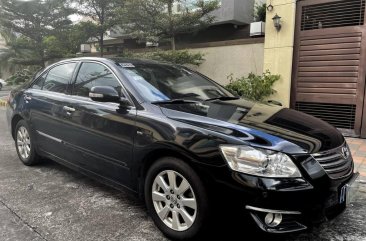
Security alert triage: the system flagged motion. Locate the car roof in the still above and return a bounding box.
[55,57,172,66]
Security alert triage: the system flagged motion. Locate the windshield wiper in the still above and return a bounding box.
[151,99,199,105]
[204,96,240,102]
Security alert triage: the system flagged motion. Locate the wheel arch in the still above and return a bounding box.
[137,147,214,199]
[11,114,24,139]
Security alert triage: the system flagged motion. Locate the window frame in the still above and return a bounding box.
[29,61,79,95]
[30,71,47,90]
[71,60,135,107]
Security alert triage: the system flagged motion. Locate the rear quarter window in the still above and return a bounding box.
[42,63,77,93]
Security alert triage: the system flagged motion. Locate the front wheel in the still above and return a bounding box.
[145,157,209,240]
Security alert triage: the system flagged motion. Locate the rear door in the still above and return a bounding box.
[25,62,78,160]
[58,61,137,186]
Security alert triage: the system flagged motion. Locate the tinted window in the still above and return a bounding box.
[120,63,232,102]
[74,62,122,97]
[43,63,77,93]
[31,72,47,90]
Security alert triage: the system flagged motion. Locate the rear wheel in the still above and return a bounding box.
[15,120,41,166]
[145,157,209,240]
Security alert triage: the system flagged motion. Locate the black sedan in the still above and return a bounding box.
[6,57,359,240]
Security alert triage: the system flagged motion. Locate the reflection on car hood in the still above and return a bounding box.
[158,98,344,154]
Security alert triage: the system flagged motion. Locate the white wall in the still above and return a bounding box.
[189,43,264,85]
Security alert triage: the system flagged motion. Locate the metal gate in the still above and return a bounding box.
[291,0,366,137]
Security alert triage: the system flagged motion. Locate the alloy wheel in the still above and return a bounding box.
[152,170,197,232]
[17,126,31,160]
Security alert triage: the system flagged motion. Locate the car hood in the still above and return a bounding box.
[158,98,344,154]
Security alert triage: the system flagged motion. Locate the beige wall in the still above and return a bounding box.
[263,0,296,107]
[189,43,264,86]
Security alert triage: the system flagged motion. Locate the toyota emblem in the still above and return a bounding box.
[341,146,350,159]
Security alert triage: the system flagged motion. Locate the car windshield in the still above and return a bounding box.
[119,62,234,102]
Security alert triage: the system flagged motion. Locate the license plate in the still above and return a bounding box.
[339,172,360,206]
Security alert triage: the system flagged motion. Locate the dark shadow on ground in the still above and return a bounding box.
[35,158,305,241]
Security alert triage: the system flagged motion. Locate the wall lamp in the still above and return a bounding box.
[267,0,274,11]
[272,14,282,31]
[267,3,273,11]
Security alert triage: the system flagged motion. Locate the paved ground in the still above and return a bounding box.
[0,107,365,241]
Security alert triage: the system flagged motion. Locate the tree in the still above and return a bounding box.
[122,0,220,50]
[0,0,74,67]
[77,0,125,56]
[44,21,99,58]
[254,3,266,22]
[120,49,205,66]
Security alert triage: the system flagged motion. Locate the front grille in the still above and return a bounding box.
[312,144,353,179]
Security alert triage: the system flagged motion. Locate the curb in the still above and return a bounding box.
[0,100,7,107]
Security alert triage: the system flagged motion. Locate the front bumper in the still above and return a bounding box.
[239,171,360,233]
[204,140,359,234]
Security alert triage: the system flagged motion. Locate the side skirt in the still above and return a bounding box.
[37,149,139,198]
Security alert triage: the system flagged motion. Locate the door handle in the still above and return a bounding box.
[63,106,76,115]
[24,95,32,102]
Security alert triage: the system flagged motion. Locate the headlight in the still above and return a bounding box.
[219,145,301,178]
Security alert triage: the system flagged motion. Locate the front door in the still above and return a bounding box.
[60,61,137,187]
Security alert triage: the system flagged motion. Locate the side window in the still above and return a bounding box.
[73,62,122,97]
[43,63,77,93]
[31,72,47,90]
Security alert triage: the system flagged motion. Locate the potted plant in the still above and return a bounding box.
[250,3,266,37]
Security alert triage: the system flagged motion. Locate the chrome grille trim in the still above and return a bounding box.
[311,143,353,179]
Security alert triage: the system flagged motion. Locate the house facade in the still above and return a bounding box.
[263,0,366,138]
[85,0,264,52]
[83,0,266,91]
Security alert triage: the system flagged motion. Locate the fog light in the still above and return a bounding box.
[264,213,282,227]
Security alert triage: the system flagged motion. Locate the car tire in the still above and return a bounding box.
[0,83,2,90]
[145,157,210,240]
[15,120,41,166]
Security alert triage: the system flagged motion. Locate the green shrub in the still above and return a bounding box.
[226,70,280,102]
[120,50,205,66]
[5,66,42,86]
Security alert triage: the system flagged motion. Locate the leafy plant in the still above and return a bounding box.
[77,0,125,56]
[226,70,280,102]
[254,3,266,22]
[5,66,42,86]
[122,0,220,50]
[0,0,75,67]
[120,50,205,66]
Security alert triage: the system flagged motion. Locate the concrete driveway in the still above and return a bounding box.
[0,107,365,241]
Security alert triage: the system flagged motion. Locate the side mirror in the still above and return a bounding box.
[89,86,132,108]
